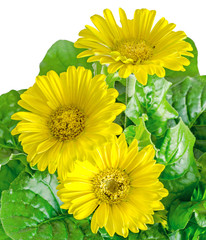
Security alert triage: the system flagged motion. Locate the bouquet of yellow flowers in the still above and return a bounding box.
[0,8,205,239]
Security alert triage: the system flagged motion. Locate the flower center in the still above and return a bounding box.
[48,106,86,141]
[93,168,130,204]
[114,40,153,63]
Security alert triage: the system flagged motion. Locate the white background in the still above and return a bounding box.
[0,0,205,95]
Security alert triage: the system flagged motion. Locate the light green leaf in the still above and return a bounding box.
[0,156,28,240]
[124,115,154,151]
[39,40,93,76]
[0,171,102,240]
[125,76,178,137]
[0,223,11,240]
[168,200,196,230]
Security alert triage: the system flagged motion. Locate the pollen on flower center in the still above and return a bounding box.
[93,168,130,204]
[115,40,153,63]
[48,106,86,141]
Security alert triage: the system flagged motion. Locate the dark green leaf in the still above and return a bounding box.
[169,181,206,231]
[168,222,206,240]
[71,218,103,240]
[167,76,206,128]
[0,90,24,131]
[157,119,200,205]
[168,217,206,240]
[136,224,169,239]
[162,161,199,208]
[157,119,196,179]
[191,182,206,228]
[0,123,21,156]
[165,38,199,84]
[197,153,206,183]
[39,40,93,76]
[0,90,24,165]
[0,160,25,199]
[191,110,206,153]
[126,76,178,137]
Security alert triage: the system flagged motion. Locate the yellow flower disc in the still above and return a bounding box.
[11,66,126,179]
[57,134,168,238]
[74,8,193,85]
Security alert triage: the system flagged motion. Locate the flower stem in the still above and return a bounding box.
[127,75,136,98]
[124,77,129,129]
[124,75,136,129]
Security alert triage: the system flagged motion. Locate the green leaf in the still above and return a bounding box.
[0,171,102,240]
[39,40,93,76]
[0,155,28,240]
[136,223,169,239]
[71,218,103,240]
[125,76,178,137]
[0,224,11,240]
[197,153,206,183]
[0,159,25,199]
[124,115,155,151]
[169,181,206,232]
[157,119,196,179]
[191,110,206,153]
[0,90,24,131]
[157,119,200,204]
[165,38,199,84]
[167,76,206,128]
[168,200,196,230]
[0,90,24,165]
[168,220,206,240]
[191,182,206,228]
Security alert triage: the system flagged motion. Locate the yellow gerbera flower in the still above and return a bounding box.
[57,134,168,238]
[74,8,193,85]
[11,66,125,179]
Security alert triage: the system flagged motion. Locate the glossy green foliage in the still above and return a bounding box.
[167,76,206,128]
[157,119,200,205]
[124,115,154,151]
[0,90,24,165]
[39,40,93,76]
[1,35,205,239]
[0,171,103,240]
[168,182,206,239]
[165,38,206,159]
[125,76,178,137]
[192,111,206,154]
